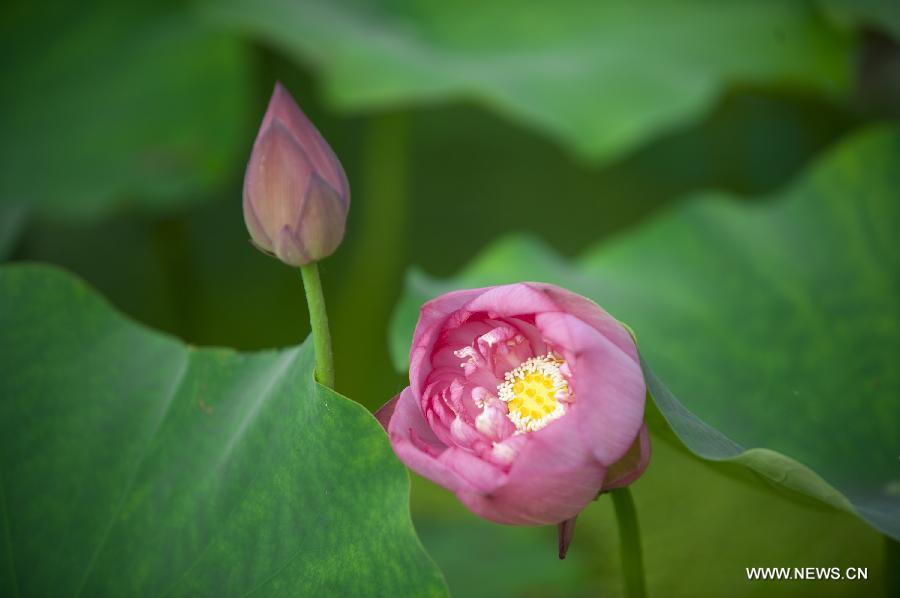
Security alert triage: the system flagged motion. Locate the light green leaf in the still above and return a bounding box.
[204,0,851,162]
[0,0,250,219]
[0,265,447,596]
[389,125,900,540]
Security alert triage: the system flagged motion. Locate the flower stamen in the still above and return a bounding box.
[497,353,572,432]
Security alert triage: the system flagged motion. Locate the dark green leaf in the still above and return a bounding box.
[819,0,900,40]
[413,425,885,597]
[389,125,900,540]
[204,0,852,162]
[0,265,447,596]
[0,0,250,219]
[0,204,27,259]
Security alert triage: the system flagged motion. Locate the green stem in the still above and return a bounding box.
[886,536,900,598]
[611,487,647,598]
[299,262,335,388]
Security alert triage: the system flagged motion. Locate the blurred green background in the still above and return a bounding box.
[3,0,899,596]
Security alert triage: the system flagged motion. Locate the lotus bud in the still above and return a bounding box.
[243,83,350,266]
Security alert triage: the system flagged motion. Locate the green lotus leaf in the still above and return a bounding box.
[389,125,900,540]
[204,0,851,162]
[0,265,447,596]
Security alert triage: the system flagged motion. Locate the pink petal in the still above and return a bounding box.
[294,173,346,261]
[462,283,559,318]
[243,121,313,255]
[450,416,488,449]
[603,423,651,490]
[410,288,488,397]
[529,282,640,365]
[439,446,507,495]
[260,82,349,203]
[242,196,272,249]
[374,394,399,429]
[382,388,472,493]
[382,388,506,495]
[535,312,645,466]
[474,398,516,442]
[486,432,529,468]
[503,316,548,357]
[274,226,310,268]
[457,416,606,525]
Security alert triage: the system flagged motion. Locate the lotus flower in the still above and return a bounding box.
[377,283,650,555]
[243,82,350,266]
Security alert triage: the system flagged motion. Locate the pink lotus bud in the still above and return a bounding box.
[243,83,350,266]
[377,283,650,533]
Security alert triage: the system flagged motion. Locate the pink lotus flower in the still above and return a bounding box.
[243,82,350,266]
[377,283,649,539]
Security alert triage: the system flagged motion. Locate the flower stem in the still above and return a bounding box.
[299,262,335,388]
[886,536,900,598]
[611,487,647,598]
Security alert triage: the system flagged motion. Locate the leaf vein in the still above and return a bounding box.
[73,348,191,597]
